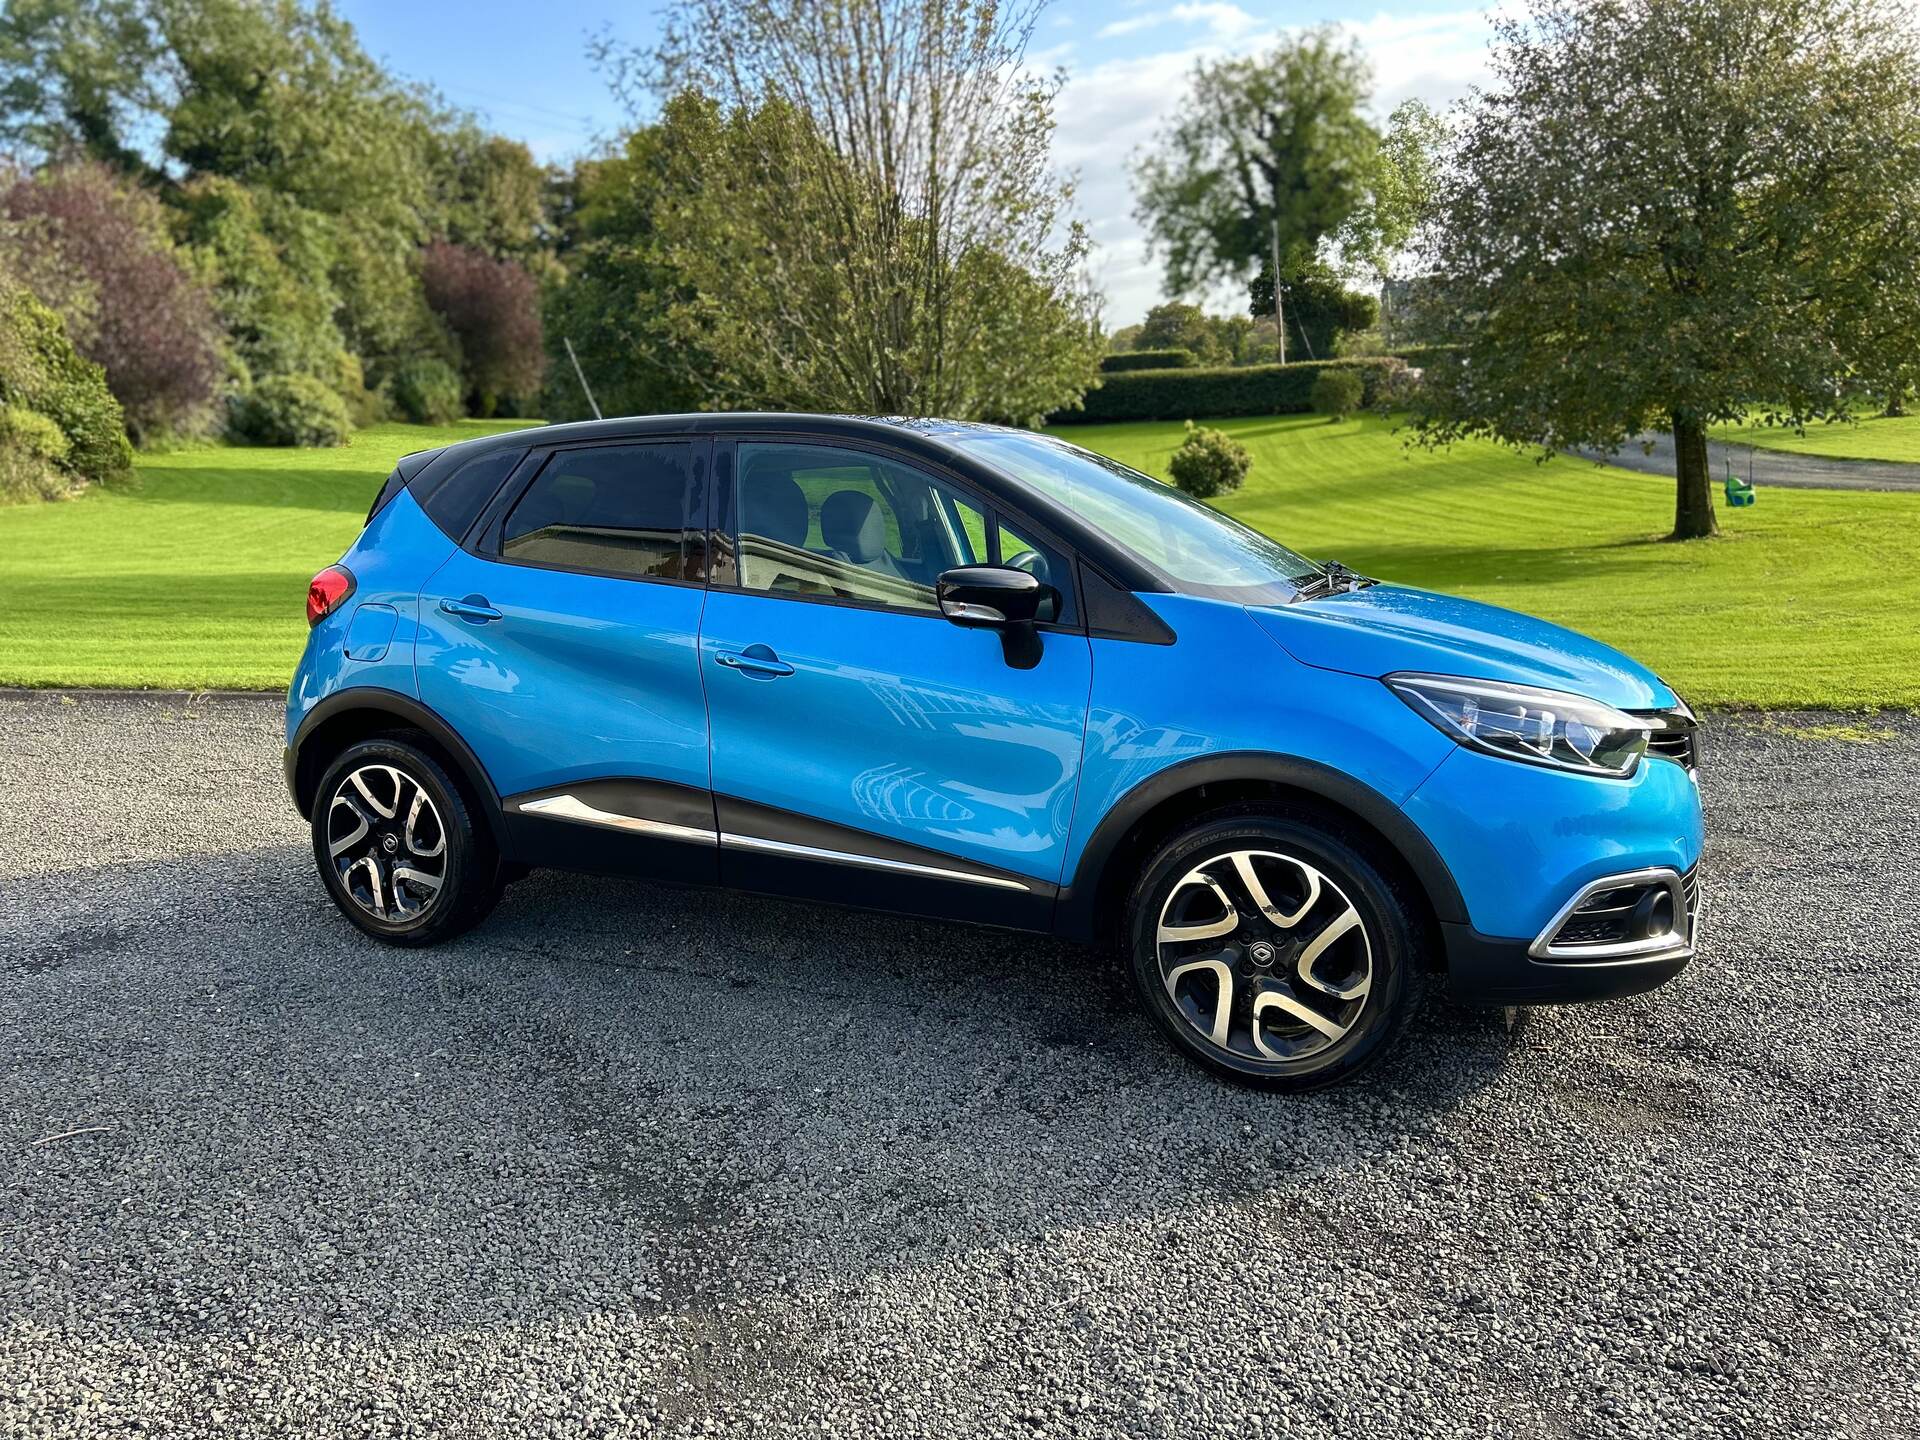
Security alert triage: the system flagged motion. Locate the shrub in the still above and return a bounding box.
[1053,357,1403,424]
[229,374,352,447]
[1310,367,1365,420]
[1101,348,1196,373]
[1166,421,1252,500]
[389,355,465,425]
[3,163,224,442]
[420,241,544,414]
[0,274,131,488]
[0,403,73,502]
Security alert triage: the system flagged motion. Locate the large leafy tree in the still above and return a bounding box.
[1133,29,1378,361]
[2,161,223,439]
[0,0,165,174]
[594,0,1103,422]
[1416,0,1920,540]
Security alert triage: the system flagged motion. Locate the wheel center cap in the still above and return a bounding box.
[381,833,399,855]
[1248,940,1277,967]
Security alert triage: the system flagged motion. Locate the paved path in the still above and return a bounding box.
[1577,430,1920,491]
[6,692,1920,1438]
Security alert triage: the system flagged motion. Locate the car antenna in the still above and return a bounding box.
[562,336,603,421]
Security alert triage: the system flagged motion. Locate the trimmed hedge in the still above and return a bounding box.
[1054,357,1404,424]
[1101,348,1196,373]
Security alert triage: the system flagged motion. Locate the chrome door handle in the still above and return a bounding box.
[439,596,503,623]
[714,645,794,678]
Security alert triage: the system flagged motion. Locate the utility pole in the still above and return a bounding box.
[563,336,602,421]
[1270,216,1286,367]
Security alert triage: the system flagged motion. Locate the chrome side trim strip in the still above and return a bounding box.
[1529,865,1694,963]
[719,831,1031,892]
[515,793,717,844]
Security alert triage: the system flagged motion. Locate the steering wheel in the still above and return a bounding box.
[1004,549,1049,583]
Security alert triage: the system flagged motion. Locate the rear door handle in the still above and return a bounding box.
[439,595,503,624]
[714,644,794,678]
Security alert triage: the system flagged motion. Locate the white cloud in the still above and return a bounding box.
[1058,6,1501,325]
[1096,3,1261,42]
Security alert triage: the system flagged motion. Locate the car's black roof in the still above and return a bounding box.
[398,412,1167,593]
[403,412,1011,469]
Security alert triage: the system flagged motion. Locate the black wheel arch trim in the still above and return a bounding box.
[287,688,508,848]
[1053,751,1468,942]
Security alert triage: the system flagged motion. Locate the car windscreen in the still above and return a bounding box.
[953,431,1317,603]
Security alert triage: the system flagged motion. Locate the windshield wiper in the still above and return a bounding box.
[1292,559,1375,600]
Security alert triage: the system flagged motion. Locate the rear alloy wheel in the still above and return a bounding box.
[1126,812,1423,1089]
[311,737,500,946]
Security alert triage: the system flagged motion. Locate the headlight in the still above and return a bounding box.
[1388,673,1651,777]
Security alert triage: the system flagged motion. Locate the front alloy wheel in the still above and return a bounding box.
[1127,812,1423,1089]
[1156,849,1372,1064]
[310,736,500,946]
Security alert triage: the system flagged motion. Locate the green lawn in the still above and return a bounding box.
[0,420,540,691]
[1712,410,1920,463]
[2,412,1916,707]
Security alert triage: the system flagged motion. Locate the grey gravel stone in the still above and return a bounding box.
[2,692,1917,1438]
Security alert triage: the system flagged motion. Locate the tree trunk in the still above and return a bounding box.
[1670,410,1719,540]
[1886,388,1907,418]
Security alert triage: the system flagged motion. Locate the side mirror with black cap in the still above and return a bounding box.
[936,565,1059,669]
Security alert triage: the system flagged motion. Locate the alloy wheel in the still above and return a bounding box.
[1155,848,1373,1063]
[324,764,449,924]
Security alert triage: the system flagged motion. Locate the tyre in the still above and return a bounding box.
[1124,808,1425,1090]
[311,736,502,946]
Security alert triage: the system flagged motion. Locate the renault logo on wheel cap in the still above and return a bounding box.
[1248,940,1276,966]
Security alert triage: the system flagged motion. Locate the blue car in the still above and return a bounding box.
[286,414,1704,1089]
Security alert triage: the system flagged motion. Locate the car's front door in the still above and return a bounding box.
[699,438,1092,928]
[415,437,717,884]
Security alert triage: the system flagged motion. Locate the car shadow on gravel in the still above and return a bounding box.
[3,842,1520,1344]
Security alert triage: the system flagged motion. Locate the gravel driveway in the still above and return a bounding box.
[4,693,1917,1439]
[1575,432,1920,491]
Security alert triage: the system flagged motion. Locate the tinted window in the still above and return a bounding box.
[501,443,700,581]
[417,449,523,541]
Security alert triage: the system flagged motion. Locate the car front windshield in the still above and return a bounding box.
[954,431,1318,602]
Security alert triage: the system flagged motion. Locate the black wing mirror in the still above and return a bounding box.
[936,565,1058,669]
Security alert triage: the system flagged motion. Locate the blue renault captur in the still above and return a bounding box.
[286,414,1704,1089]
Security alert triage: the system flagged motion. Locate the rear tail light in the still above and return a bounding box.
[306,565,355,627]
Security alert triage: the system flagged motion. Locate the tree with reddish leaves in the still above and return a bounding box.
[419,241,544,416]
[2,161,224,441]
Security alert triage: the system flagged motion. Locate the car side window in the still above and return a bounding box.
[735,443,984,611]
[500,443,701,582]
[994,521,1069,623]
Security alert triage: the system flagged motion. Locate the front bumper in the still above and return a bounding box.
[1405,742,1705,1005]
[1442,922,1694,1004]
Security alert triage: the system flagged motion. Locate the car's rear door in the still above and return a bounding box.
[415,435,717,884]
[699,436,1093,929]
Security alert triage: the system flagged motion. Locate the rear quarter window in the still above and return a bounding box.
[413,449,526,542]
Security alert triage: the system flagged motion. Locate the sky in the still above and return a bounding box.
[332,0,1504,326]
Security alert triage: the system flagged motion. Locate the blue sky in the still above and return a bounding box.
[334,0,1502,325]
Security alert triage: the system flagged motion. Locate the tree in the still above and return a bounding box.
[1134,29,1378,362]
[421,241,545,415]
[1134,303,1230,364]
[1415,0,1920,540]
[0,0,166,174]
[1247,264,1377,360]
[1335,99,1444,284]
[3,161,222,439]
[538,133,710,422]
[594,0,1103,422]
